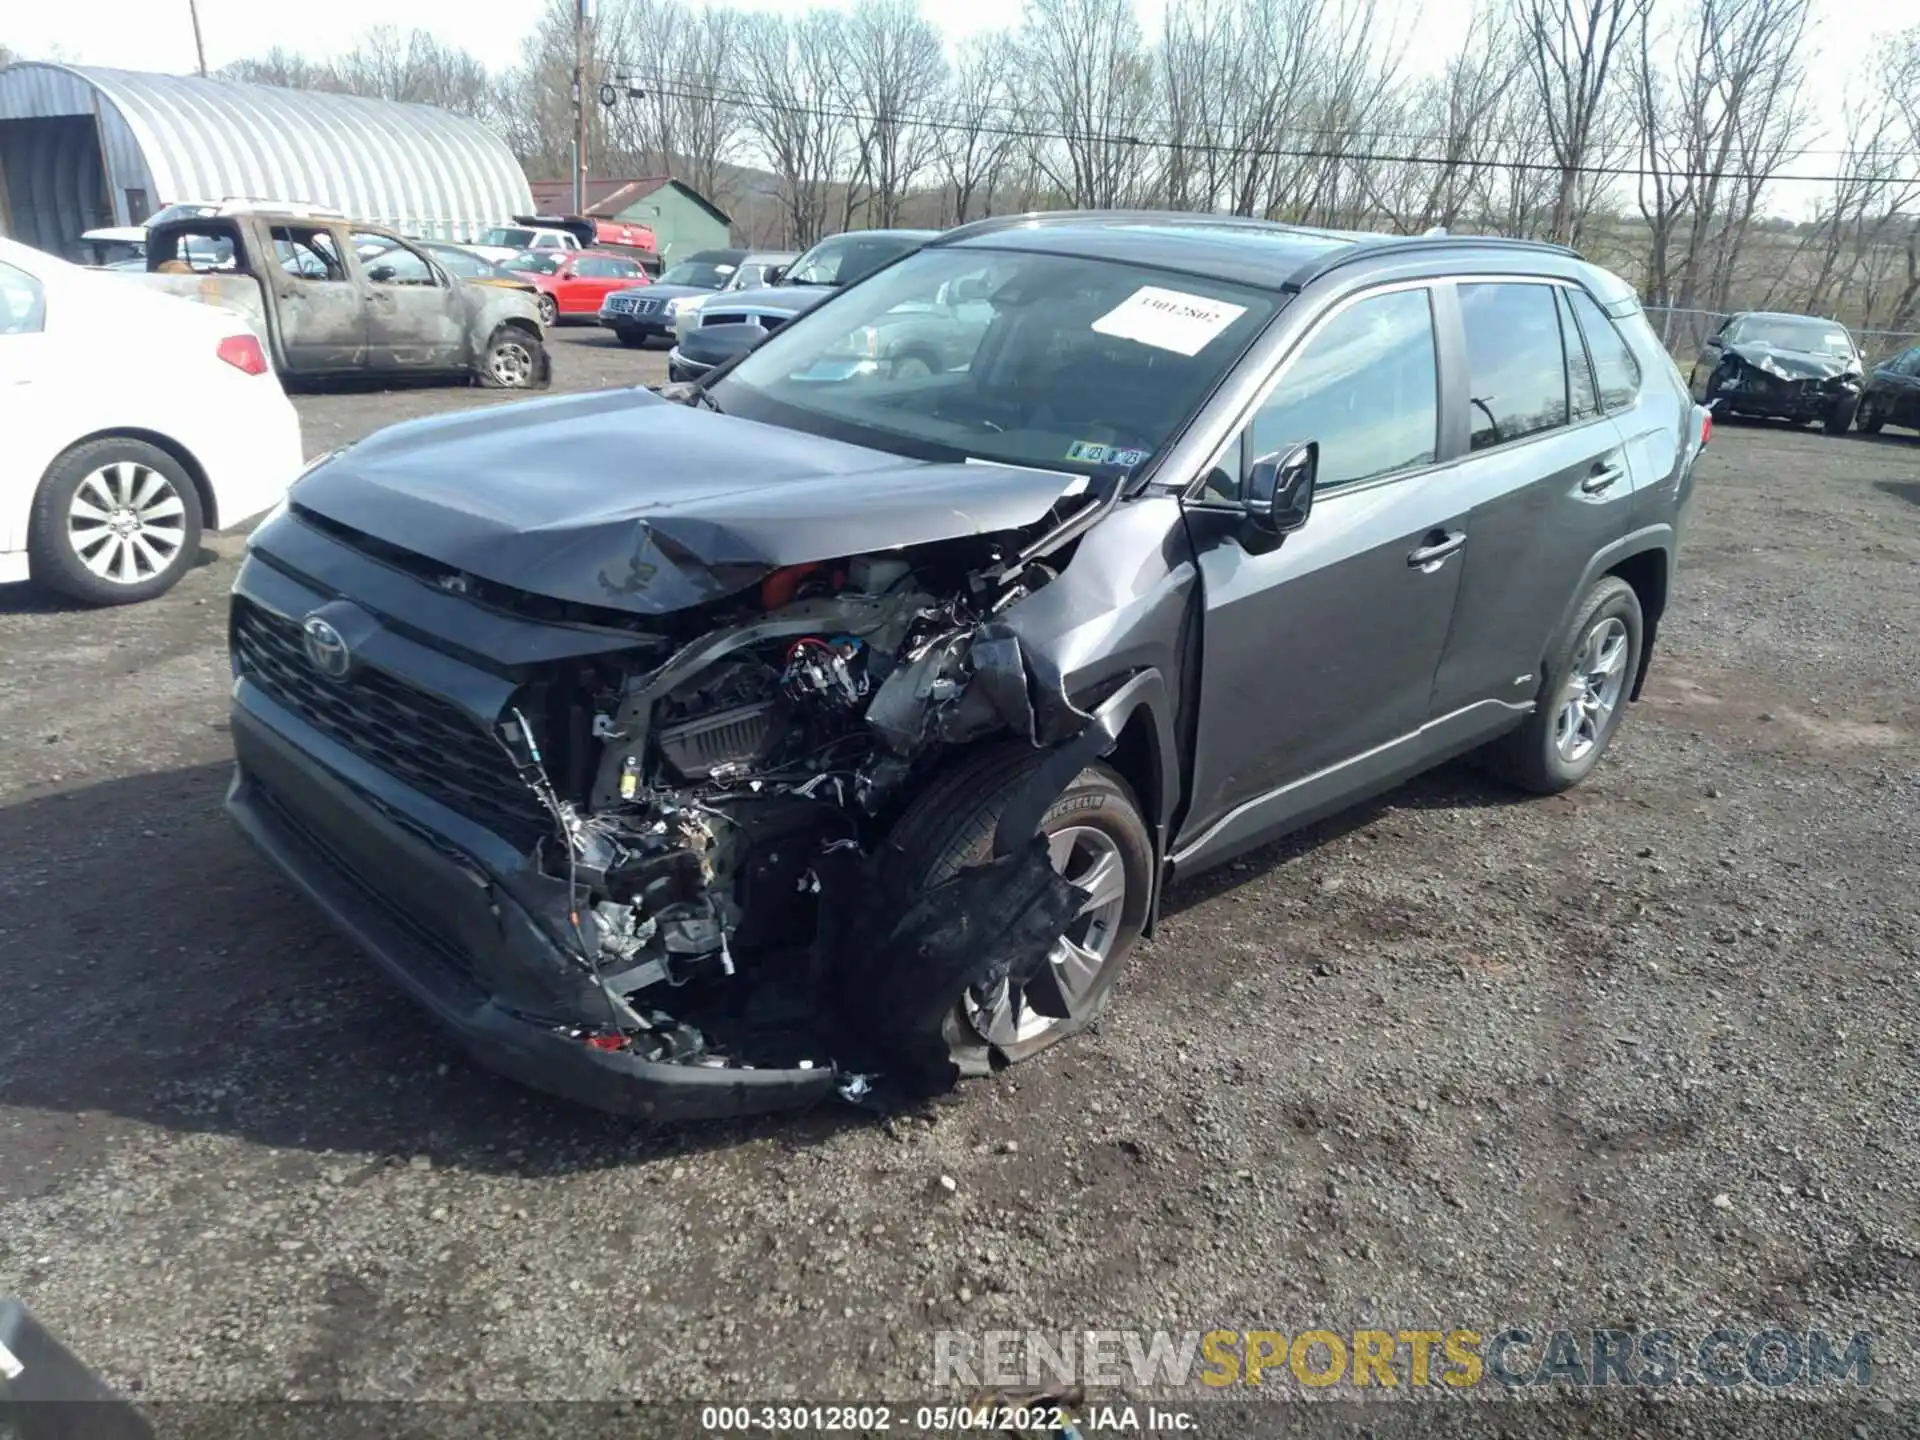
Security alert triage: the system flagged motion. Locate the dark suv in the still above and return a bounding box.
[227,214,1708,1119]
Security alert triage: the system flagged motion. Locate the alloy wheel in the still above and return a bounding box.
[964,824,1129,1047]
[1554,616,1629,763]
[67,461,188,585]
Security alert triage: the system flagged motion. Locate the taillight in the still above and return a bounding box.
[217,333,269,375]
[1700,410,1712,447]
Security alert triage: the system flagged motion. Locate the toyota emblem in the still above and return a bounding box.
[301,615,351,680]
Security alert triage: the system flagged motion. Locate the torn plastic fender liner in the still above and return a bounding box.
[991,667,1176,861]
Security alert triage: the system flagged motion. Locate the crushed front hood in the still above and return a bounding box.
[291,388,1084,615]
[1724,343,1855,381]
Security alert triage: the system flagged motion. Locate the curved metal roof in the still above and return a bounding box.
[0,62,531,239]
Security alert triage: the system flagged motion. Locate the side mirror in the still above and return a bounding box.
[1244,442,1318,536]
[368,264,396,283]
[764,266,788,285]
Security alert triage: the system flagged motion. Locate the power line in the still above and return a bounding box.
[610,68,1920,189]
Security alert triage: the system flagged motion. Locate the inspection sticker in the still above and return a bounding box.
[1092,286,1248,355]
[1065,441,1150,466]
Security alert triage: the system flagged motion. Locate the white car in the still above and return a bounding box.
[467,223,582,265]
[0,236,304,605]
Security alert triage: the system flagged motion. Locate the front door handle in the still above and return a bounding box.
[1407,530,1466,569]
[1582,463,1625,495]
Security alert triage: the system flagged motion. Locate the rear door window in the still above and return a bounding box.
[1565,288,1642,413]
[1458,282,1569,451]
[270,227,345,282]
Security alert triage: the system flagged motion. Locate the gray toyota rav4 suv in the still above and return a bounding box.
[228,214,1708,1119]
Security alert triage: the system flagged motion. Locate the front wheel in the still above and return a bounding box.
[1824,395,1860,435]
[27,438,204,605]
[615,327,650,349]
[536,294,559,328]
[1855,398,1885,434]
[869,747,1153,1082]
[1483,576,1643,794]
[478,325,549,389]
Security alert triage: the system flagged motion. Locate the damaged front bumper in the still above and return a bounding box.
[228,698,844,1120]
[1707,364,1858,421]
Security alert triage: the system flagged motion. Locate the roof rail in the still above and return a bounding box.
[1283,232,1583,289]
[928,209,1343,247]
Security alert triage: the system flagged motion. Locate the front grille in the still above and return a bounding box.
[233,599,551,849]
[703,310,787,333]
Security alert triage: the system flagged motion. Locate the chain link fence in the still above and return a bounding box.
[1641,304,1920,364]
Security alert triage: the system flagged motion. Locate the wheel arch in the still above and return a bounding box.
[1603,544,1668,700]
[1547,526,1671,703]
[1041,669,1181,937]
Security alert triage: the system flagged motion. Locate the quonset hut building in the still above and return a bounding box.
[0,62,533,258]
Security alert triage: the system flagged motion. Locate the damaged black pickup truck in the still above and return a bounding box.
[227,213,1705,1119]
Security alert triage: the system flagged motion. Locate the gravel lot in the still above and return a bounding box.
[2,327,1917,1431]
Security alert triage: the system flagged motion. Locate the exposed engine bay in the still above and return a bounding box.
[486,533,1088,1090]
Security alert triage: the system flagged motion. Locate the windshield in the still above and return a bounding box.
[427,245,487,278]
[782,234,923,287]
[715,248,1278,473]
[504,251,561,276]
[482,227,538,250]
[658,261,734,288]
[1732,316,1854,357]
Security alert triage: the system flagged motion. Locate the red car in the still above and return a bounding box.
[504,249,651,326]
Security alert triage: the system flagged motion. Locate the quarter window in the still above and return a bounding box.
[1246,287,1439,490]
[0,261,45,335]
[1565,288,1642,413]
[1459,282,1568,451]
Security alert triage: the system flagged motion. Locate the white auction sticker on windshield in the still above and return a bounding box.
[1092,286,1248,356]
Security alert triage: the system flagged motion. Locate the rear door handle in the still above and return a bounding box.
[1407,530,1466,569]
[1582,463,1625,495]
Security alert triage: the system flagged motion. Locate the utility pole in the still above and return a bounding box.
[188,0,208,76]
[571,0,591,214]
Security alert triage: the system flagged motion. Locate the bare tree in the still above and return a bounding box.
[598,0,745,203]
[1016,0,1156,208]
[737,11,850,245]
[1632,0,1810,323]
[220,47,347,92]
[1401,9,1526,232]
[935,34,1018,223]
[1515,0,1647,244]
[837,0,947,227]
[221,29,500,121]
